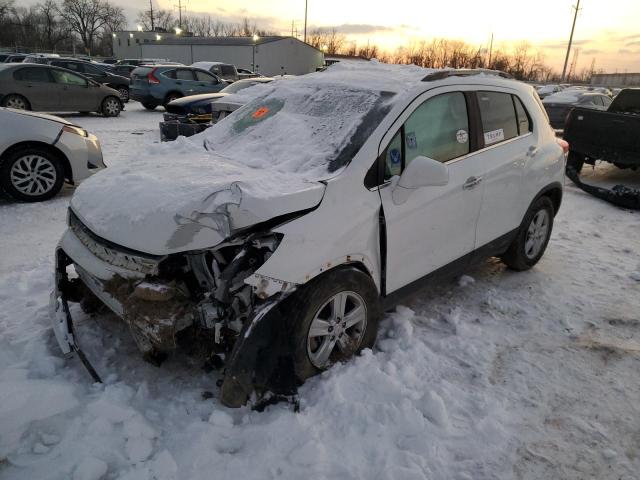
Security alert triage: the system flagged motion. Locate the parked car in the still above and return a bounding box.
[542,91,611,129]
[0,64,123,116]
[191,61,239,82]
[22,53,61,64]
[0,108,104,202]
[0,53,27,63]
[564,88,640,172]
[45,58,130,102]
[536,84,562,99]
[111,64,137,78]
[130,65,227,109]
[50,66,566,407]
[237,68,261,80]
[116,58,173,66]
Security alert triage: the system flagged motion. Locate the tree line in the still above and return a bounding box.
[0,0,125,55]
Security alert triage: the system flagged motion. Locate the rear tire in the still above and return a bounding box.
[2,94,30,110]
[142,103,157,110]
[0,146,64,202]
[501,196,555,271]
[101,96,121,117]
[286,267,381,382]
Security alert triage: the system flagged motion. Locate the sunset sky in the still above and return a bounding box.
[32,0,640,73]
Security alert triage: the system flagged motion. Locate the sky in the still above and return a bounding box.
[29,0,640,72]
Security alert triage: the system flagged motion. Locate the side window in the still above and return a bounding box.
[602,96,612,107]
[82,64,103,75]
[478,91,518,146]
[163,69,177,79]
[221,65,236,76]
[513,96,532,135]
[176,69,195,81]
[195,70,217,82]
[13,67,52,83]
[404,91,470,165]
[51,69,88,86]
[380,92,470,182]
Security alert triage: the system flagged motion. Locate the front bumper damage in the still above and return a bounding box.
[50,222,300,407]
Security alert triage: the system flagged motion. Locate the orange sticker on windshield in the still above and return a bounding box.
[252,106,270,119]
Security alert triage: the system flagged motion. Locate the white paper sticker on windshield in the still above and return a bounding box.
[484,129,504,145]
[456,129,469,144]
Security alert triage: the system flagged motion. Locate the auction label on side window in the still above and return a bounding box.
[484,128,504,145]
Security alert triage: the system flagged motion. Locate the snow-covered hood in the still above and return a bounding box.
[70,151,325,255]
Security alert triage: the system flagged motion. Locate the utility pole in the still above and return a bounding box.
[561,0,581,82]
[487,32,494,68]
[149,0,155,31]
[304,0,308,43]
[174,0,186,29]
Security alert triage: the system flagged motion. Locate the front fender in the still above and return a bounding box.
[220,293,297,407]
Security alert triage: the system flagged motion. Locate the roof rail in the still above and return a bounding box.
[422,69,514,82]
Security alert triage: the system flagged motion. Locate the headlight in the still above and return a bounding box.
[63,125,89,137]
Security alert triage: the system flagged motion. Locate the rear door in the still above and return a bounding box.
[378,88,485,293]
[474,90,536,247]
[12,67,58,110]
[174,68,198,95]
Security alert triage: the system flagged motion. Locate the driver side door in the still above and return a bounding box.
[378,89,485,293]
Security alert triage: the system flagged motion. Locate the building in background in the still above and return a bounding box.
[112,34,324,76]
[591,73,640,87]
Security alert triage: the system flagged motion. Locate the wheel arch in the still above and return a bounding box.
[0,141,73,182]
[1,93,32,110]
[163,90,183,105]
[532,181,563,217]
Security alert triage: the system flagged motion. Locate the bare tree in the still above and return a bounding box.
[137,8,175,31]
[59,0,114,54]
[37,0,69,50]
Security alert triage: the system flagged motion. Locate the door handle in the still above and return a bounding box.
[463,176,483,190]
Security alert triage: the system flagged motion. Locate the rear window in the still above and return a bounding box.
[478,91,518,146]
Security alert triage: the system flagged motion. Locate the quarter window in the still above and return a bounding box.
[478,91,518,146]
[513,96,531,135]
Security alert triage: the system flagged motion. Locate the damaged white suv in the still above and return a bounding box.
[51,63,565,407]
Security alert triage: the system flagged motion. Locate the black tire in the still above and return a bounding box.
[501,196,555,271]
[117,86,130,103]
[2,94,30,110]
[101,96,121,117]
[163,93,182,107]
[566,151,584,174]
[142,103,157,110]
[285,267,381,382]
[0,146,64,202]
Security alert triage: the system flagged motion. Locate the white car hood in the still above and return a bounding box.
[70,151,325,255]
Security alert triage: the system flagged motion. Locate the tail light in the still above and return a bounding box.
[147,68,160,84]
[557,138,569,154]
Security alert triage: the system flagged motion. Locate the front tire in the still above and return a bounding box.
[287,267,381,382]
[142,102,157,110]
[101,96,121,117]
[501,196,555,271]
[0,147,64,202]
[2,94,30,110]
[117,87,130,103]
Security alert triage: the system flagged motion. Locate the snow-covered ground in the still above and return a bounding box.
[1,103,639,480]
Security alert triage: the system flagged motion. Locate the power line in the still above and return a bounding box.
[304,0,308,43]
[561,0,581,82]
[174,0,187,29]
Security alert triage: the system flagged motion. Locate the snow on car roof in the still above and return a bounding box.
[542,92,581,104]
[199,61,434,180]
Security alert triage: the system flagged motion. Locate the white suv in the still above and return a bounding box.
[51,64,565,407]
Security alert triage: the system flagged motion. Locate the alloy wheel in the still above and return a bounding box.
[307,291,367,368]
[118,88,129,102]
[9,154,57,197]
[524,209,550,259]
[5,96,27,110]
[103,98,120,116]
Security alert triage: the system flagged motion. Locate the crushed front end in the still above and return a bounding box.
[51,210,295,405]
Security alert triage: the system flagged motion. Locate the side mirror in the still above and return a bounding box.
[392,155,449,205]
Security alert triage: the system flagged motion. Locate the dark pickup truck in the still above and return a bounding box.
[564,88,640,171]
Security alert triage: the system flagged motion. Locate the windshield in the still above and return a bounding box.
[221,80,266,94]
[203,83,394,179]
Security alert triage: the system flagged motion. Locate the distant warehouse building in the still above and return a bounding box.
[112,34,324,76]
[591,73,640,87]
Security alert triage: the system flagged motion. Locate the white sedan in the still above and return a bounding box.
[0,108,104,202]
